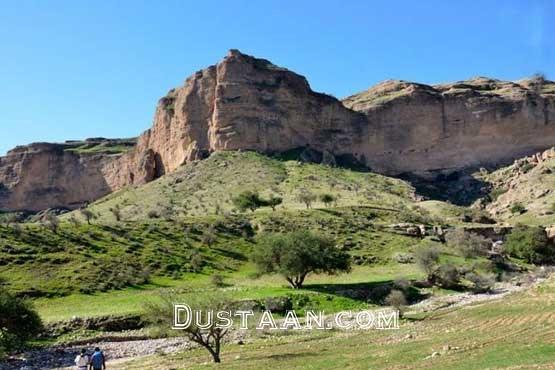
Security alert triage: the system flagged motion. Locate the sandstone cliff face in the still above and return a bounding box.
[0,139,135,211]
[344,77,555,175]
[110,49,368,187]
[1,50,554,212]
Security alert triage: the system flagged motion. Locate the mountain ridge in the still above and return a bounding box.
[1,50,554,212]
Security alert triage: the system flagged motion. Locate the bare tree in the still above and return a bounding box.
[145,294,232,363]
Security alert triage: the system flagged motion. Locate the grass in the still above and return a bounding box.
[0,218,252,296]
[63,139,136,155]
[64,151,416,222]
[117,276,555,370]
[34,264,423,322]
[1,160,425,297]
[0,151,519,327]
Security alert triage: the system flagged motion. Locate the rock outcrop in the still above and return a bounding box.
[0,139,135,211]
[1,50,555,211]
[108,49,368,187]
[343,76,555,175]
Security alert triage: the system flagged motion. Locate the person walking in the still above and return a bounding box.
[90,347,106,370]
[74,349,90,370]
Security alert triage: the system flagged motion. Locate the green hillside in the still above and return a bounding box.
[1,150,553,370]
[70,151,417,222]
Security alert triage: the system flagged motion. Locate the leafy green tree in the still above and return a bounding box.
[80,208,96,225]
[266,195,283,211]
[0,287,43,357]
[505,225,553,264]
[320,193,336,207]
[232,191,264,212]
[252,231,351,289]
[296,189,317,209]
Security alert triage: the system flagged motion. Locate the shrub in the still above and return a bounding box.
[41,214,59,233]
[510,202,526,214]
[201,228,217,246]
[445,229,490,258]
[266,195,283,211]
[211,274,225,287]
[252,231,351,289]
[414,245,440,280]
[369,284,392,304]
[232,191,264,212]
[147,210,159,219]
[110,206,122,221]
[68,216,81,226]
[505,225,554,264]
[393,252,414,264]
[319,193,336,207]
[11,223,22,237]
[465,272,495,293]
[0,288,43,357]
[77,259,151,293]
[397,205,436,224]
[190,251,204,272]
[431,264,461,289]
[385,289,407,317]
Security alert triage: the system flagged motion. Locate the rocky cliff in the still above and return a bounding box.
[1,50,554,211]
[343,77,555,175]
[108,49,368,188]
[0,139,135,211]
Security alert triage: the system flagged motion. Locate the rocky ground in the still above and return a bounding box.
[1,270,549,370]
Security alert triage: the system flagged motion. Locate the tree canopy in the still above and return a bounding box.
[505,225,554,264]
[252,230,351,289]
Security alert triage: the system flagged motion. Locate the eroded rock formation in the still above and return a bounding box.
[0,139,135,211]
[1,50,554,211]
[343,77,555,175]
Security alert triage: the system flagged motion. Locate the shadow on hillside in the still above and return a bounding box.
[271,147,370,172]
[269,147,496,206]
[244,352,321,362]
[304,280,428,306]
[400,170,492,206]
[212,247,248,261]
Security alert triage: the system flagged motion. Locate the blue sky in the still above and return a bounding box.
[0,0,553,155]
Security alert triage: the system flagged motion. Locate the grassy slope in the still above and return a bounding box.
[35,264,423,322]
[69,151,416,222]
[1,152,439,321]
[0,218,251,296]
[0,151,524,324]
[119,276,555,370]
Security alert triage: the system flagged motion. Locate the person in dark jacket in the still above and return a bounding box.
[89,347,106,370]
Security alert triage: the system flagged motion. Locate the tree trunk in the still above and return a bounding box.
[211,352,221,363]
